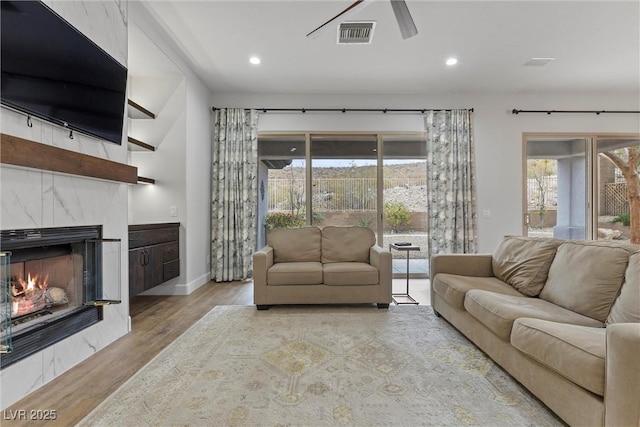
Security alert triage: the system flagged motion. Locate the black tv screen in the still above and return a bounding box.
[1,1,127,145]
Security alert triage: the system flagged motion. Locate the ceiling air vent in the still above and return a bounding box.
[337,21,376,44]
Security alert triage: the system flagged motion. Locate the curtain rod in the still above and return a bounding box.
[512,108,640,115]
[211,107,473,114]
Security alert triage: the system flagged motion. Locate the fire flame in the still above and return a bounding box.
[26,273,37,292]
[11,273,49,317]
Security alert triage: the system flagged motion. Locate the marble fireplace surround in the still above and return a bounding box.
[0,0,129,409]
[0,130,133,408]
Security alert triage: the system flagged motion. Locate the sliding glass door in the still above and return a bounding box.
[382,135,428,276]
[595,137,640,244]
[257,134,306,247]
[310,135,378,228]
[524,136,589,239]
[258,132,428,270]
[523,133,639,244]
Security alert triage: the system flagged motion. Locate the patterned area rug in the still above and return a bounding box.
[79,305,563,426]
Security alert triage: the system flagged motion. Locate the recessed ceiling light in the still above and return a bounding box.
[446,57,458,66]
[249,56,261,65]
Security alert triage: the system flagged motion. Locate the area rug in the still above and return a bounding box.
[78,305,563,426]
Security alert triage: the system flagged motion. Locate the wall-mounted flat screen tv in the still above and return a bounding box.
[1,0,127,145]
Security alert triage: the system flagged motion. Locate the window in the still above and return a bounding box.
[523,133,640,245]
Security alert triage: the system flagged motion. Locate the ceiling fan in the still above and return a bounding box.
[306,0,418,40]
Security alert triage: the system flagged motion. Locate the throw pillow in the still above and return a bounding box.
[267,226,322,263]
[492,235,563,296]
[540,241,633,322]
[321,226,376,263]
[607,251,640,324]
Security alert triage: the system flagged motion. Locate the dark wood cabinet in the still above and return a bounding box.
[129,248,146,297]
[128,223,180,297]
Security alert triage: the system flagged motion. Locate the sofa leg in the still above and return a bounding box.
[377,303,390,309]
[433,308,441,317]
[256,305,271,310]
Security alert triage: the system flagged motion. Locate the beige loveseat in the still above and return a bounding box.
[430,236,640,427]
[253,226,392,309]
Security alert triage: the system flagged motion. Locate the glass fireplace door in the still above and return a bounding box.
[1,251,12,354]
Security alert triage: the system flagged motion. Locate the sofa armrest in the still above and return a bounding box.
[430,254,494,307]
[604,322,640,426]
[370,245,392,303]
[429,253,494,279]
[253,246,273,305]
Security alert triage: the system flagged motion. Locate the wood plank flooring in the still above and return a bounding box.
[3,280,253,427]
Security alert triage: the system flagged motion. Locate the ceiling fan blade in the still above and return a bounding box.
[306,0,367,38]
[390,0,418,39]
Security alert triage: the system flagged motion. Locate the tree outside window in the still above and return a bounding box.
[602,146,640,245]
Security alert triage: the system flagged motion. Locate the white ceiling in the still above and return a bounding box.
[136,0,640,96]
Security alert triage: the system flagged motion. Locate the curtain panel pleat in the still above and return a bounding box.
[211,108,258,282]
[425,109,478,259]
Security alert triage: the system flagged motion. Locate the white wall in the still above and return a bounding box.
[185,79,213,288]
[128,3,213,294]
[130,81,187,219]
[0,0,129,409]
[212,91,639,252]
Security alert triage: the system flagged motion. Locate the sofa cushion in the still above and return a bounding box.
[607,251,640,324]
[492,235,563,296]
[267,262,323,286]
[432,274,525,311]
[323,262,379,286]
[540,241,633,322]
[464,290,603,341]
[321,226,376,263]
[268,226,321,263]
[511,318,606,396]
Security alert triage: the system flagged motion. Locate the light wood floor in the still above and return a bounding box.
[4,280,254,427]
[4,278,430,426]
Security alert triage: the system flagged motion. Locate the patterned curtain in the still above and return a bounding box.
[211,108,258,282]
[425,109,478,259]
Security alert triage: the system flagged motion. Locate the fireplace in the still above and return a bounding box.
[0,226,121,368]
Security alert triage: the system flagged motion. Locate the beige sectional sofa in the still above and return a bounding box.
[430,236,640,427]
[253,226,392,309]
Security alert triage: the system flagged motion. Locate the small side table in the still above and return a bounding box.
[389,243,420,305]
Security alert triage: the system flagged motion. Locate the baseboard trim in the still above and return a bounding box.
[140,272,211,296]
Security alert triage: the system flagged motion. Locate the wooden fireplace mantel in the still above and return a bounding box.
[0,133,137,184]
